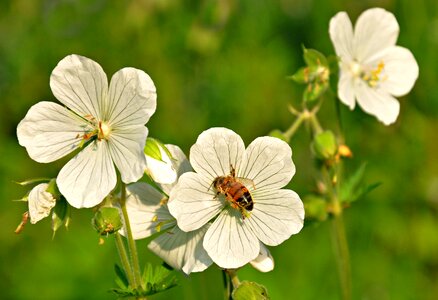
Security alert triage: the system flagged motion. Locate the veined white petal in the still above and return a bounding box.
[57,141,116,208]
[354,8,399,62]
[157,144,192,195]
[168,172,223,232]
[148,225,213,275]
[28,183,56,224]
[50,54,108,120]
[338,71,356,110]
[329,11,354,61]
[190,127,245,182]
[239,136,295,192]
[374,46,419,97]
[203,208,260,269]
[17,101,91,163]
[108,126,148,184]
[247,189,304,246]
[106,68,157,127]
[120,182,173,240]
[355,81,400,125]
[250,243,274,273]
[146,145,177,185]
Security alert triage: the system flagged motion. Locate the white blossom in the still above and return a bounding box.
[329,8,419,125]
[121,145,213,274]
[17,54,156,208]
[167,127,304,269]
[28,183,56,224]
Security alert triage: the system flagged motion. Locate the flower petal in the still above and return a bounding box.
[146,145,178,185]
[167,172,223,232]
[148,225,213,275]
[17,101,91,163]
[337,72,356,110]
[355,81,400,125]
[157,144,192,195]
[28,183,56,224]
[239,136,295,192]
[108,126,148,184]
[247,189,304,246]
[120,182,173,240]
[203,208,260,269]
[106,68,157,128]
[354,8,399,62]
[249,243,274,273]
[329,11,354,61]
[57,141,116,208]
[50,54,108,119]
[190,127,245,182]
[374,46,419,97]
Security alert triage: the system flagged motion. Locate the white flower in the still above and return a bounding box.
[121,145,213,274]
[249,243,274,273]
[28,183,56,224]
[167,127,304,269]
[17,54,157,208]
[329,8,419,125]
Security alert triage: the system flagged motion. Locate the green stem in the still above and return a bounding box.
[309,113,323,135]
[114,232,135,287]
[226,269,241,290]
[330,213,352,300]
[222,270,231,300]
[323,165,351,300]
[283,112,306,141]
[120,182,143,290]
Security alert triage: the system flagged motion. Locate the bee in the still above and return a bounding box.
[212,166,254,219]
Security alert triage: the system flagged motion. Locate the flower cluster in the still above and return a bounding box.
[16,6,419,282]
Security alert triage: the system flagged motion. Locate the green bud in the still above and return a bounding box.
[303,47,329,68]
[303,195,328,222]
[268,129,288,142]
[232,281,270,300]
[92,207,123,236]
[311,130,337,160]
[52,198,70,236]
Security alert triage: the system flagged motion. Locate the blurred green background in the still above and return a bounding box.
[1,0,437,299]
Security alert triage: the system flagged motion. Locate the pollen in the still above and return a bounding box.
[361,60,387,88]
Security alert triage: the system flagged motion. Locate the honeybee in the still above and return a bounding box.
[212,166,254,219]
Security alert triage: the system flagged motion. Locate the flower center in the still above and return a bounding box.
[98,121,111,140]
[349,60,387,88]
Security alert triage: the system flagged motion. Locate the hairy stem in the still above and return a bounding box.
[114,232,135,287]
[330,213,352,300]
[226,269,241,290]
[120,182,143,290]
[283,112,306,141]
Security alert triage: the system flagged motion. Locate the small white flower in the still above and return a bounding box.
[17,54,157,208]
[167,127,304,269]
[122,145,213,274]
[28,183,56,224]
[329,8,419,125]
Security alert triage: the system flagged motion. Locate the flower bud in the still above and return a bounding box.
[232,281,270,300]
[303,195,328,222]
[92,207,122,235]
[311,130,337,160]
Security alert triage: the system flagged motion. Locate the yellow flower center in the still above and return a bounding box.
[349,60,387,88]
[98,121,111,140]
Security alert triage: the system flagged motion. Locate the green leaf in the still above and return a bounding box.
[289,67,309,83]
[232,281,270,300]
[144,137,163,161]
[339,163,381,203]
[114,264,129,290]
[14,178,51,186]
